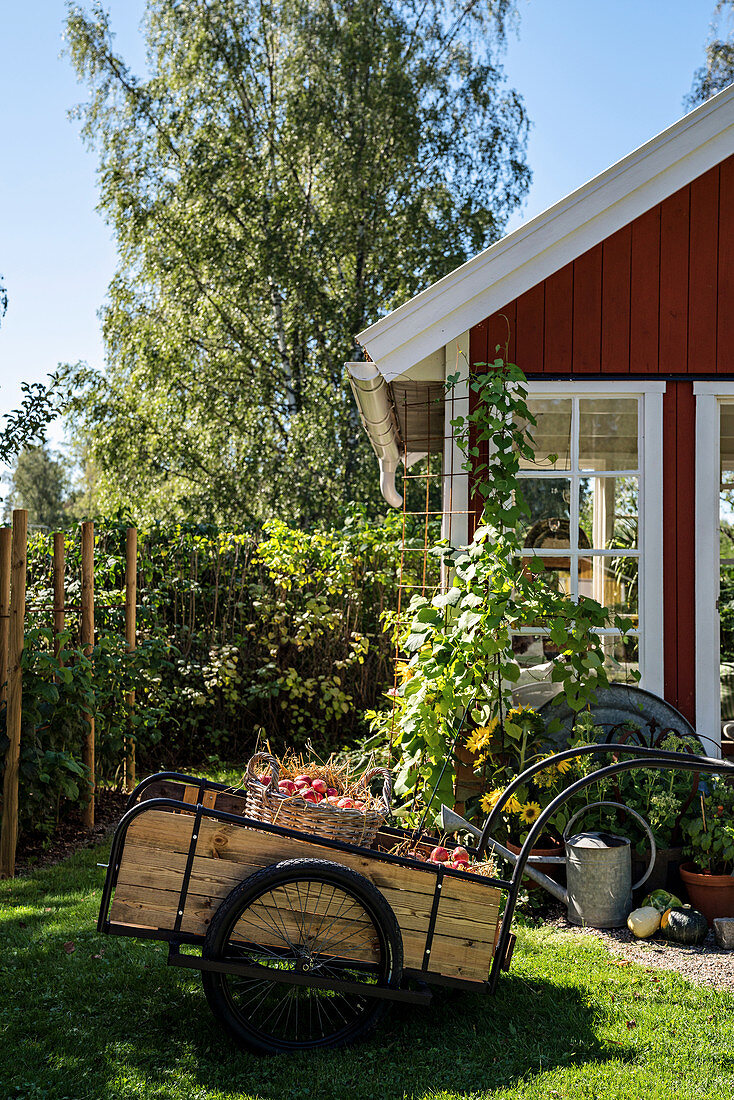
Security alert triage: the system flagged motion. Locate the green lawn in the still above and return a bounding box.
[1,843,733,1100]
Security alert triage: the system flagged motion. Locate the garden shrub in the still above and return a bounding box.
[1,506,408,839]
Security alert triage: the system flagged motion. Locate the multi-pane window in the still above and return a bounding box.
[512,395,641,683]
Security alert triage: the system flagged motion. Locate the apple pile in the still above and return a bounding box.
[257,771,368,812]
[429,844,471,871]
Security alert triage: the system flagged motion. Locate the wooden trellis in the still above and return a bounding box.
[0,512,139,878]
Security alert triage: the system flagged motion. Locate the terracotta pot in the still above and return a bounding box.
[507,838,565,889]
[680,862,734,926]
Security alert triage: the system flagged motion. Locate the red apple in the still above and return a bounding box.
[257,773,272,787]
[278,780,296,795]
[326,795,341,805]
[294,776,311,790]
[337,798,355,809]
[326,787,339,797]
[452,847,470,863]
[302,789,321,803]
[430,846,450,863]
[311,778,328,795]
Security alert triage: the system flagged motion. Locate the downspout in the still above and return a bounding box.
[346,362,403,508]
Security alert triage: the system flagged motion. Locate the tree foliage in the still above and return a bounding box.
[687,0,734,107]
[4,445,71,528]
[63,0,530,526]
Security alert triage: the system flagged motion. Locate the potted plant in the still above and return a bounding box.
[680,776,734,925]
[466,705,570,881]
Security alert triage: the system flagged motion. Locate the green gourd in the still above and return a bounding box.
[660,907,709,946]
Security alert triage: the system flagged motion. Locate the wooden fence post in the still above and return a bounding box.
[81,521,95,828]
[124,527,137,793]
[53,532,65,660]
[0,511,27,878]
[0,529,11,713]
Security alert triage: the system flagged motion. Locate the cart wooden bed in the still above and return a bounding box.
[98,746,734,1054]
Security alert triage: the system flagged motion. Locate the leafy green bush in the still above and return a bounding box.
[4,506,407,839]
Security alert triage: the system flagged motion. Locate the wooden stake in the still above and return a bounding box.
[124,527,137,793]
[53,532,65,660]
[0,528,12,714]
[0,511,27,878]
[81,521,95,828]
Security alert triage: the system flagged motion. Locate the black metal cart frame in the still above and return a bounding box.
[97,744,734,1045]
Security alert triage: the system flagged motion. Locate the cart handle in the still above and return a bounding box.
[477,741,729,859]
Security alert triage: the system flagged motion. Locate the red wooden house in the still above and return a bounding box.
[348,84,734,753]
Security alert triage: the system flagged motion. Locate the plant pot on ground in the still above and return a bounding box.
[679,863,734,926]
[680,777,734,925]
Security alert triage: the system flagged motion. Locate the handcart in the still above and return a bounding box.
[98,744,734,1053]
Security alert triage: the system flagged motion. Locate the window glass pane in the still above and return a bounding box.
[579,398,638,470]
[518,398,572,470]
[579,476,638,549]
[602,635,640,683]
[518,558,572,630]
[516,478,571,548]
[579,556,639,621]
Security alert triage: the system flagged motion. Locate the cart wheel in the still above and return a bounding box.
[202,858,403,1054]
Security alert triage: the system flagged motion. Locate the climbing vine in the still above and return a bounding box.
[390,356,638,816]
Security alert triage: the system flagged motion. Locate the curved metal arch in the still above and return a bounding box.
[487,748,734,993]
[477,741,718,858]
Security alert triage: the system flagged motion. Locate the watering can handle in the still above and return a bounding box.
[562,800,657,893]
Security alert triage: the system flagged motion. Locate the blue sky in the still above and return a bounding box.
[0,0,720,452]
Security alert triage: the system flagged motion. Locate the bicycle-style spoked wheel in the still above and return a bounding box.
[202,858,403,1053]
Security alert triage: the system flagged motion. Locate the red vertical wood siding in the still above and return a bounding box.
[718,157,734,373]
[572,243,603,374]
[472,157,734,725]
[482,158,732,378]
[662,382,697,726]
[544,263,574,373]
[601,225,632,374]
[687,167,719,373]
[659,188,690,374]
[629,206,660,374]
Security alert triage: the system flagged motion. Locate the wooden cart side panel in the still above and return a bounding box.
[431,877,501,981]
[109,808,501,981]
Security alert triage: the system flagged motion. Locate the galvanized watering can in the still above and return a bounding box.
[441,799,656,928]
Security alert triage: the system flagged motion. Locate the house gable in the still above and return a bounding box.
[471,157,734,378]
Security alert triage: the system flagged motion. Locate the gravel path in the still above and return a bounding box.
[549,911,734,990]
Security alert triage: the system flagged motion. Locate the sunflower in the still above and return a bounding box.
[480,789,503,813]
[534,767,556,788]
[465,716,499,756]
[479,790,522,814]
[556,757,574,773]
[519,801,542,824]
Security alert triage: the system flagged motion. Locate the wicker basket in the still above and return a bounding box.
[242,752,392,847]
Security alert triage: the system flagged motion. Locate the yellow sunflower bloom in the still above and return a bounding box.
[519,801,542,824]
[556,757,574,773]
[466,717,499,755]
[480,789,503,813]
[479,790,522,814]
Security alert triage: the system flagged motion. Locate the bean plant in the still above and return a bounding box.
[391,356,638,815]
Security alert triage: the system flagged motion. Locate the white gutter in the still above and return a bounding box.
[346,362,403,508]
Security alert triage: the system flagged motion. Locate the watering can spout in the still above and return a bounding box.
[439,805,568,904]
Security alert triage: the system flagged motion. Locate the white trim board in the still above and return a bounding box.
[358,84,734,383]
[525,381,667,394]
[695,393,721,754]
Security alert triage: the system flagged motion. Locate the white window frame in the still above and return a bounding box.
[692,382,734,755]
[523,381,665,696]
